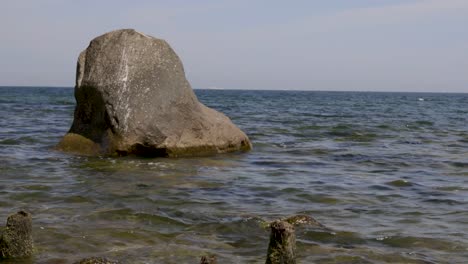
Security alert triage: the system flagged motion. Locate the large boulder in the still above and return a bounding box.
[57,29,251,157]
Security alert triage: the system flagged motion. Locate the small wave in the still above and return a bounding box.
[0,138,20,145]
[332,153,371,162]
[0,136,39,145]
[423,198,464,205]
[414,120,434,126]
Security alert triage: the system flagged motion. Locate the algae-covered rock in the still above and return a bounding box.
[282,214,326,228]
[0,211,33,259]
[57,29,251,157]
[265,220,296,264]
[56,133,101,155]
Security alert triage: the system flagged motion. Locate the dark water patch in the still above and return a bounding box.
[22,185,53,191]
[396,218,421,224]
[369,169,398,173]
[386,179,413,187]
[295,124,326,131]
[346,132,377,142]
[435,186,467,192]
[327,124,354,137]
[398,140,423,145]
[63,195,95,204]
[9,191,52,202]
[136,183,154,189]
[332,153,372,162]
[414,120,434,126]
[314,255,374,264]
[369,185,394,191]
[376,124,392,129]
[311,148,333,155]
[0,138,22,145]
[280,187,303,194]
[250,159,326,169]
[416,190,448,197]
[422,198,464,205]
[0,200,13,207]
[296,193,340,204]
[450,162,468,168]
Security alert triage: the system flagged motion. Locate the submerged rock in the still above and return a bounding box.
[74,257,119,264]
[282,214,326,229]
[0,211,33,259]
[57,29,251,157]
[200,255,217,264]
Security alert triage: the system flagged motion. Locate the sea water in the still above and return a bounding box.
[0,87,467,263]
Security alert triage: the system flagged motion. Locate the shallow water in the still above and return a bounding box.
[0,87,467,263]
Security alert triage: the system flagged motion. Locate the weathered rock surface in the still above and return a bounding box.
[200,255,217,264]
[57,29,251,157]
[0,211,33,259]
[265,220,296,264]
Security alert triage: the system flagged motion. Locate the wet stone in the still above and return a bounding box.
[0,211,33,259]
[266,220,296,264]
[57,29,251,157]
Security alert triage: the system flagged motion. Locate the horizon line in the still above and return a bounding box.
[0,85,466,94]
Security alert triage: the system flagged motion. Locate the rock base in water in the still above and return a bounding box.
[265,220,296,264]
[0,211,33,259]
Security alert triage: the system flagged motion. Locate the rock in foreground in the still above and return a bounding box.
[0,211,33,259]
[265,220,296,264]
[57,29,251,157]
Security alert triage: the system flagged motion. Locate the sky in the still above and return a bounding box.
[1,0,467,92]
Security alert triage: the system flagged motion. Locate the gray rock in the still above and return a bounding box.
[0,211,33,259]
[57,29,251,157]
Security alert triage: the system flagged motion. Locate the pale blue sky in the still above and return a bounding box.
[1,0,467,92]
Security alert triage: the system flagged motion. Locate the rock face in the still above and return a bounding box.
[57,29,251,157]
[0,211,33,259]
[265,220,296,264]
